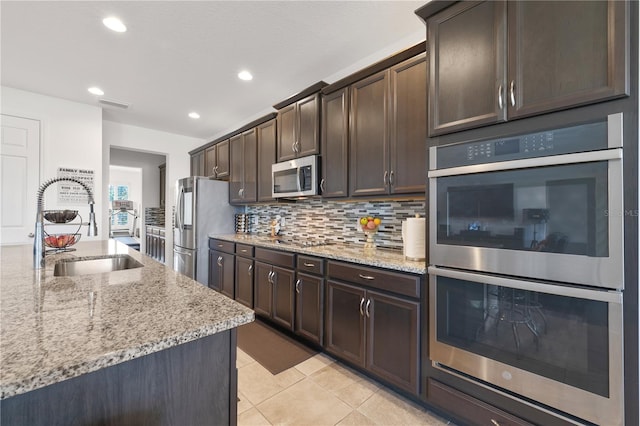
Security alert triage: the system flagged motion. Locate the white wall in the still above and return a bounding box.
[103,120,204,268]
[1,86,104,242]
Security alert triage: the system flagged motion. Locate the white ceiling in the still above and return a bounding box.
[1,1,427,141]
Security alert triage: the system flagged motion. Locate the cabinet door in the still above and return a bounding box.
[257,119,277,202]
[507,0,628,119]
[254,261,273,319]
[296,94,321,158]
[325,280,366,368]
[204,145,217,177]
[271,266,295,331]
[295,273,324,345]
[215,139,230,180]
[366,290,420,395]
[190,150,205,177]
[235,256,254,308]
[277,104,297,162]
[229,134,244,204]
[242,129,257,203]
[320,88,349,198]
[427,1,507,136]
[389,54,427,195]
[219,251,235,299]
[349,70,389,197]
[159,164,166,207]
[208,249,222,292]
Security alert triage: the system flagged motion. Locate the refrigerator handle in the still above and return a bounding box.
[176,187,184,230]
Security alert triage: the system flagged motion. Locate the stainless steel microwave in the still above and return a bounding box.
[272,155,318,198]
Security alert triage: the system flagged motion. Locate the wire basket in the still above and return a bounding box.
[44,233,82,250]
[43,210,79,224]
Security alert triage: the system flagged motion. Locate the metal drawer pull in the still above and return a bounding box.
[509,80,516,107]
[303,262,315,267]
[490,420,501,426]
[358,273,375,280]
[295,279,301,293]
[247,265,253,275]
[359,297,365,316]
[241,249,247,253]
[365,299,371,318]
[218,244,223,247]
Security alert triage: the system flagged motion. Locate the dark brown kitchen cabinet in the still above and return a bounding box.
[254,248,296,331]
[158,163,166,208]
[257,118,277,202]
[424,0,628,136]
[320,88,349,198]
[209,250,234,298]
[349,54,427,197]
[325,261,421,395]
[295,255,325,346]
[276,87,323,162]
[427,379,534,426]
[229,129,257,204]
[190,149,205,177]
[204,140,230,180]
[234,244,254,308]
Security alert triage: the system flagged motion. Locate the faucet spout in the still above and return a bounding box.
[34,177,98,269]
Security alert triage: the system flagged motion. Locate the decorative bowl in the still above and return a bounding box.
[44,233,81,249]
[43,210,78,224]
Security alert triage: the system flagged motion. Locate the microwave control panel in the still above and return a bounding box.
[435,119,608,169]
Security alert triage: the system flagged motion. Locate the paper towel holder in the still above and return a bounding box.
[402,214,426,261]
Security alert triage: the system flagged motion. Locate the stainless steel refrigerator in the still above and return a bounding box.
[173,177,238,285]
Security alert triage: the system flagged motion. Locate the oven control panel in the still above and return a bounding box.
[435,119,608,169]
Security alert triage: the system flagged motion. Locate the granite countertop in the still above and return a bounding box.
[209,234,427,275]
[0,241,254,400]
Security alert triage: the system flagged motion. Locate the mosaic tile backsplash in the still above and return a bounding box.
[144,207,165,226]
[245,198,426,252]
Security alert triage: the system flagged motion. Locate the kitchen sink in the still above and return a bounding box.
[54,254,143,276]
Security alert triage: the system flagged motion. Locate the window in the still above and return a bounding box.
[109,184,129,227]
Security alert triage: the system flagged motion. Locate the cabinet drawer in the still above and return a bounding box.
[327,261,420,299]
[208,239,235,253]
[296,255,324,275]
[235,244,254,257]
[255,247,295,268]
[427,379,533,426]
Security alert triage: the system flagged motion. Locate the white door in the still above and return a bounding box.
[0,114,40,245]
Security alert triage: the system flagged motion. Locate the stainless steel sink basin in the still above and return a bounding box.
[54,254,143,276]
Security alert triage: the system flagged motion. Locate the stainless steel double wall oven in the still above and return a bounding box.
[427,113,625,425]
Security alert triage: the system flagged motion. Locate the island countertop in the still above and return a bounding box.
[0,241,254,400]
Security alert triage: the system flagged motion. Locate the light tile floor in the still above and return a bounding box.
[237,348,455,426]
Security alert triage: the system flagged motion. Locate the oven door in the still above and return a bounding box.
[429,147,623,289]
[429,266,624,426]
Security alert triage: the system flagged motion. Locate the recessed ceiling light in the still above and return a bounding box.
[238,70,253,81]
[103,17,127,33]
[88,87,104,96]
[188,112,200,119]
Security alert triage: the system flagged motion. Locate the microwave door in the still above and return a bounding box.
[298,167,304,192]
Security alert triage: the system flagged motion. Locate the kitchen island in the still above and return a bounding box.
[0,240,254,425]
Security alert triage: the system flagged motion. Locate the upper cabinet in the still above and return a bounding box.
[256,118,277,202]
[190,149,205,177]
[274,82,327,162]
[349,53,427,197]
[204,140,230,180]
[424,0,629,136]
[320,88,350,198]
[229,129,257,204]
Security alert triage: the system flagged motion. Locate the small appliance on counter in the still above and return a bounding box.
[402,214,426,261]
[173,177,239,285]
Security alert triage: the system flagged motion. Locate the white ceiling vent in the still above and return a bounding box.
[98,98,130,109]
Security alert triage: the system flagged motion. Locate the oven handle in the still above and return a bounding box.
[428,147,622,178]
[428,266,622,304]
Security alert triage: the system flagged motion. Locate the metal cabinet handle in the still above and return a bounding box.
[291,141,297,153]
[267,270,273,284]
[241,249,247,252]
[320,178,326,193]
[295,140,300,153]
[358,273,375,280]
[490,420,501,426]
[509,80,516,107]
[247,264,253,275]
[295,279,301,293]
[365,299,371,318]
[389,170,394,186]
[498,84,504,109]
[217,256,223,267]
[271,271,277,283]
[218,244,224,247]
[359,297,365,316]
[383,170,388,185]
[303,262,315,267]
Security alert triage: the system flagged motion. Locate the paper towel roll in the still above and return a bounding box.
[403,216,426,261]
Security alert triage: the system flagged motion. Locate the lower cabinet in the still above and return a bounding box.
[234,244,254,308]
[208,239,235,298]
[295,273,324,346]
[254,248,296,331]
[325,261,421,395]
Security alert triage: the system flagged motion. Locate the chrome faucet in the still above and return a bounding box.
[34,177,98,269]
